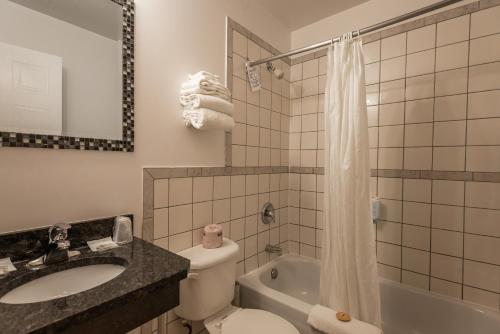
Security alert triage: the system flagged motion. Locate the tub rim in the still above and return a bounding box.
[237,253,500,322]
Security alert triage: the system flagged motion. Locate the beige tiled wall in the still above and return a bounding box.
[290,3,500,310]
[367,6,500,309]
[230,28,291,167]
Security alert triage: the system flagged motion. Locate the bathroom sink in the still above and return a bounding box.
[0,264,125,304]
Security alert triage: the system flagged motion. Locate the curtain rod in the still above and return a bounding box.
[247,0,463,67]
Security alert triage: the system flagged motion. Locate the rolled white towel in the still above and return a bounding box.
[180,94,234,117]
[307,305,382,334]
[183,108,234,132]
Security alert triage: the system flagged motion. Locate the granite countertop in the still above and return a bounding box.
[0,223,190,334]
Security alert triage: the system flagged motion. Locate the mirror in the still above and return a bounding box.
[0,0,134,151]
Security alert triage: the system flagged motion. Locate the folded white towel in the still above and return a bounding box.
[307,305,382,334]
[180,94,234,116]
[181,86,231,101]
[183,108,234,132]
[189,71,220,81]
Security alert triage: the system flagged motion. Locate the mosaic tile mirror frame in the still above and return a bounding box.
[0,0,135,152]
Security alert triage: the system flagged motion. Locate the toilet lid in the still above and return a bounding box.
[205,308,300,334]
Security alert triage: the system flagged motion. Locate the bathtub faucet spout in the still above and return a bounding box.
[265,244,282,256]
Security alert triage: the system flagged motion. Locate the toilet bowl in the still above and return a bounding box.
[174,238,299,334]
[204,305,299,334]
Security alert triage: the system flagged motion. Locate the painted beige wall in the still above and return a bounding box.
[291,0,476,49]
[0,0,290,234]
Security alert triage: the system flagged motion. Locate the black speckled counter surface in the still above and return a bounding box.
[0,217,190,334]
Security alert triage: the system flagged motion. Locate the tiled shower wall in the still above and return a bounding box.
[290,2,500,310]
[138,19,292,334]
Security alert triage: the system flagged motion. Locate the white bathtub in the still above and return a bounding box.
[238,254,500,334]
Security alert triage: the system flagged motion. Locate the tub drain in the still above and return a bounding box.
[270,268,278,279]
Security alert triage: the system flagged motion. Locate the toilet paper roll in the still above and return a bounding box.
[202,224,223,249]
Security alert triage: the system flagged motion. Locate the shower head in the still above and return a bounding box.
[266,62,284,80]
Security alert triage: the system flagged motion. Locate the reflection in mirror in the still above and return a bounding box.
[0,0,124,140]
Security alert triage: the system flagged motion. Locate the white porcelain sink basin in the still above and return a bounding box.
[0,264,125,304]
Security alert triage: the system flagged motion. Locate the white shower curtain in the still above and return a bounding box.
[320,33,381,327]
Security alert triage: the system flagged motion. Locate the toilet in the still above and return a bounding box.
[174,238,299,334]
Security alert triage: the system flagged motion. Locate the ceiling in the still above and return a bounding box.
[9,0,122,40]
[256,0,370,30]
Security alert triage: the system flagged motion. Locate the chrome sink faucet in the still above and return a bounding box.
[265,244,282,256]
[27,223,77,268]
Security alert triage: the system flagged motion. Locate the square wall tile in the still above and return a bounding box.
[381,56,406,82]
[193,177,213,203]
[465,182,500,210]
[432,229,463,257]
[364,40,381,64]
[469,62,500,92]
[470,5,500,38]
[378,148,403,169]
[469,34,500,66]
[432,180,465,206]
[405,99,434,124]
[402,225,430,251]
[433,147,465,171]
[153,208,169,239]
[404,148,432,170]
[381,33,406,60]
[403,202,431,227]
[154,179,169,209]
[403,179,432,203]
[404,123,433,147]
[435,94,467,121]
[431,253,463,283]
[464,207,500,237]
[432,204,464,232]
[402,247,429,274]
[214,176,231,200]
[169,178,193,206]
[437,15,470,46]
[463,286,500,309]
[378,263,401,281]
[468,90,500,119]
[169,204,192,235]
[407,24,436,54]
[402,270,429,290]
[406,74,435,100]
[467,118,500,145]
[431,277,462,298]
[436,42,468,72]
[435,68,468,96]
[377,242,402,267]
[464,234,500,265]
[377,221,402,244]
[380,79,405,104]
[406,49,435,77]
[378,177,403,200]
[433,120,466,146]
[463,260,500,293]
[379,125,404,147]
[379,103,404,126]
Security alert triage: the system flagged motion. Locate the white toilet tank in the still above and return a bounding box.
[174,238,240,321]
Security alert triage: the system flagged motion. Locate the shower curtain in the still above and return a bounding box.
[320,33,381,327]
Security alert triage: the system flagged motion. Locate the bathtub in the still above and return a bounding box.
[237,254,500,334]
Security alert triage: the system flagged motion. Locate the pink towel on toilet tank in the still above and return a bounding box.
[202,224,223,249]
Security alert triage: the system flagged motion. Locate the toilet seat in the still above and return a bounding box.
[204,306,300,334]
